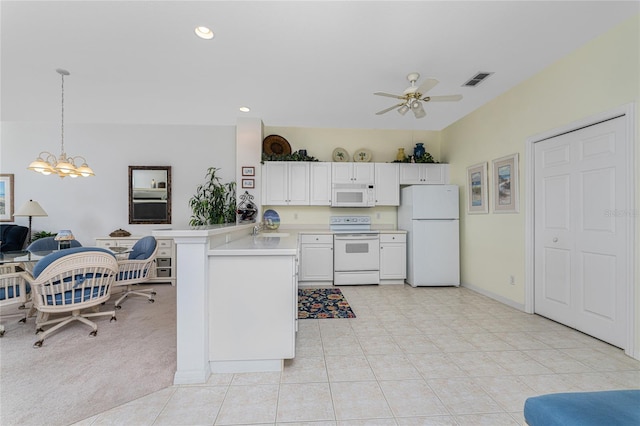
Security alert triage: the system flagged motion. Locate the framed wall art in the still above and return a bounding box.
[0,174,15,222]
[466,162,488,214]
[492,153,519,213]
[241,178,255,189]
[242,166,255,177]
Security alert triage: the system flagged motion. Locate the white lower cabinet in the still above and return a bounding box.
[209,253,297,370]
[95,235,176,285]
[379,233,407,284]
[299,234,333,283]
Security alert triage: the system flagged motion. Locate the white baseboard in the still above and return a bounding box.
[461,282,526,312]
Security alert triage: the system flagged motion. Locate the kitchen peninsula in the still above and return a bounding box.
[153,224,299,384]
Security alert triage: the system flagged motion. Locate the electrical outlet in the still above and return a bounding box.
[376,212,381,219]
[509,275,515,285]
[294,213,298,220]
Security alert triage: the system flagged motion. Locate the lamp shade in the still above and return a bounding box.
[15,200,48,217]
[54,230,75,241]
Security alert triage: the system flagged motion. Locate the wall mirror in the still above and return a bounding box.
[129,166,172,224]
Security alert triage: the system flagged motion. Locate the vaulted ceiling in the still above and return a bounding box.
[2,1,638,131]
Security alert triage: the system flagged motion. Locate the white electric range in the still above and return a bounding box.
[330,216,380,285]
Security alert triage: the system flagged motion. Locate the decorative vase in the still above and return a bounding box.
[396,148,406,161]
[414,143,425,159]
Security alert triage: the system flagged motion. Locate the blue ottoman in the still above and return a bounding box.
[524,390,640,426]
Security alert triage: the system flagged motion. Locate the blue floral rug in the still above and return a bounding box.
[298,288,356,319]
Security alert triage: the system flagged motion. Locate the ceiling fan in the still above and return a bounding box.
[374,72,462,118]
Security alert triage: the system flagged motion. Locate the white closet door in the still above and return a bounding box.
[534,116,628,348]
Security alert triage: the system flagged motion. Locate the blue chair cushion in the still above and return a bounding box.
[118,270,149,280]
[45,284,110,305]
[128,236,157,260]
[32,247,116,278]
[524,390,640,426]
[0,286,23,300]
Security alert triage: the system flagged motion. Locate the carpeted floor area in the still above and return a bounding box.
[0,283,176,426]
[298,287,356,319]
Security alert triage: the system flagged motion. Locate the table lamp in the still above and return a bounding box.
[14,199,48,244]
[54,230,75,250]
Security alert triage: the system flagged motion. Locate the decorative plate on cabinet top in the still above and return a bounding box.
[332,147,349,162]
[353,148,372,162]
[262,135,292,155]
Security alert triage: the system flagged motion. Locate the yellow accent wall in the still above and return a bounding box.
[441,15,639,352]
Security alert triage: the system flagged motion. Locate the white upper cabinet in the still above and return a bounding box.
[332,163,375,184]
[309,162,332,206]
[399,163,450,185]
[262,162,310,205]
[374,163,399,206]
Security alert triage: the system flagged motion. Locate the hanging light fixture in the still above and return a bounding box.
[28,69,94,178]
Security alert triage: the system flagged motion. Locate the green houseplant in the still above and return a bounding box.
[189,167,237,226]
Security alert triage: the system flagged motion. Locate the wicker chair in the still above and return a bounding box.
[113,236,158,309]
[0,264,31,336]
[25,247,119,347]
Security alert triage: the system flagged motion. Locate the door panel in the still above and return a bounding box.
[534,116,628,348]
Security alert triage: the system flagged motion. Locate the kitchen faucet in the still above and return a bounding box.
[252,222,264,236]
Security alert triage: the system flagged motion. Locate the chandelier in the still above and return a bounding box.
[28,69,94,178]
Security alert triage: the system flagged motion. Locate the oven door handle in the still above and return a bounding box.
[334,234,379,240]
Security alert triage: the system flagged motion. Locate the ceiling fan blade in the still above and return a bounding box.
[375,103,404,115]
[416,78,439,95]
[374,92,405,99]
[423,94,463,102]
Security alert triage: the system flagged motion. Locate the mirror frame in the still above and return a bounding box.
[128,166,172,224]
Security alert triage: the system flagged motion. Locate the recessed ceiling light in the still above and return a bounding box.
[239,106,251,113]
[194,26,214,40]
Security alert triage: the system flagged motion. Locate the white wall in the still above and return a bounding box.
[1,122,236,245]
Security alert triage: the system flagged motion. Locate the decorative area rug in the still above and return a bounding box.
[298,288,356,319]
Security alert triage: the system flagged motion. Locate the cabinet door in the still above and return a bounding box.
[352,163,375,184]
[300,244,334,281]
[399,164,423,184]
[310,163,332,205]
[380,234,406,280]
[287,162,310,205]
[331,163,353,183]
[423,164,449,184]
[374,163,399,206]
[263,162,288,205]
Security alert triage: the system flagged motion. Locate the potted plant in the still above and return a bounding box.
[189,167,237,226]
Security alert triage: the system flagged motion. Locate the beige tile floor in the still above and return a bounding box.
[75,285,640,426]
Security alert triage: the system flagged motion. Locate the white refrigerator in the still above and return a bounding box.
[398,185,460,287]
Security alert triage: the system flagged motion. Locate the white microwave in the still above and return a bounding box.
[331,183,375,207]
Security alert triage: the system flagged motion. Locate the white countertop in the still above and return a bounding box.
[209,233,298,256]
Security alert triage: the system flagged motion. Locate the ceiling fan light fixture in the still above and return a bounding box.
[412,102,426,118]
[410,100,421,110]
[398,104,410,115]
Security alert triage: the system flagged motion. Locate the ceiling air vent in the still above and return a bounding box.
[463,72,493,87]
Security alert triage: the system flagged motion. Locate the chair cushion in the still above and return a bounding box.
[0,286,22,300]
[128,236,157,260]
[0,225,29,252]
[32,247,116,278]
[524,390,640,426]
[44,285,110,305]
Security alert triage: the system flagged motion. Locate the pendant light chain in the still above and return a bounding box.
[60,70,65,155]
